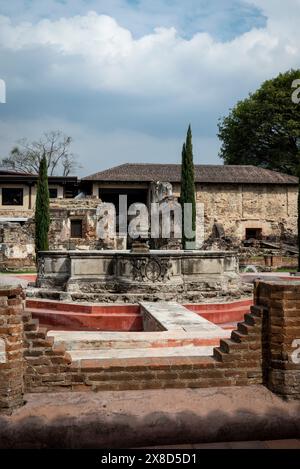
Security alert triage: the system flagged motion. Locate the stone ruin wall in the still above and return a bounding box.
[199,183,298,243]
[0,198,107,270]
[171,182,298,243]
[0,220,35,270]
[0,184,298,270]
[49,198,100,250]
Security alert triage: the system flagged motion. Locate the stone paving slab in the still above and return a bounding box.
[140,301,226,333]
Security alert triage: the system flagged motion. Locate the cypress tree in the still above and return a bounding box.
[181,125,196,249]
[35,154,50,254]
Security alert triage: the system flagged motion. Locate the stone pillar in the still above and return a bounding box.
[0,286,25,414]
[255,281,300,399]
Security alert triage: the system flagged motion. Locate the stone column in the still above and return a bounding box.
[255,280,300,399]
[0,286,25,414]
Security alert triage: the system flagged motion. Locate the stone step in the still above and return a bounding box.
[47,329,230,350]
[69,345,215,364]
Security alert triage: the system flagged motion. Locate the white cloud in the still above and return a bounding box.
[0,1,299,170]
[0,4,299,101]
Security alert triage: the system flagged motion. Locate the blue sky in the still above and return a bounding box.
[0,0,299,175]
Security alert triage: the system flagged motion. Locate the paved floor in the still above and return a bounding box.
[1,385,299,448]
[0,274,29,287]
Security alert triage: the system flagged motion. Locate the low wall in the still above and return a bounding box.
[36,249,241,302]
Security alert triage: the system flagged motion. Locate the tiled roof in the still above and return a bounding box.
[83,163,298,184]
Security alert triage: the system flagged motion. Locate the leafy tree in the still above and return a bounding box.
[218,69,300,176]
[218,69,300,268]
[0,130,80,176]
[181,125,196,248]
[35,154,50,254]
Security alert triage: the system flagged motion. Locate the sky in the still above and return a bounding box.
[0,0,299,176]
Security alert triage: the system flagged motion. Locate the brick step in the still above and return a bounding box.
[28,308,143,331]
[47,330,230,350]
[69,345,215,364]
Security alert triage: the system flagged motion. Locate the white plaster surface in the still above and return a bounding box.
[69,345,215,362]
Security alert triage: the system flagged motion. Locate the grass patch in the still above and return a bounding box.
[275,268,297,273]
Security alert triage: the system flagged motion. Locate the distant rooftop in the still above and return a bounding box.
[0,169,77,182]
[84,163,298,184]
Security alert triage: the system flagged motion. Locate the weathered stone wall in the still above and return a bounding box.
[49,198,100,250]
[195,183,297,243]
[0,221,35,270]
[0,198,104,270]
[172,182,297,242]
[0,287,24,414]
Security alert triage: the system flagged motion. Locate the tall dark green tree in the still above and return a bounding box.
[35,154,50,254]
[218,69,300,268]
[181,125,196,249]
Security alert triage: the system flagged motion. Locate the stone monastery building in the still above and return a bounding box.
[0,164,298,268]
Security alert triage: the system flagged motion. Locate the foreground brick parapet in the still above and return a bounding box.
[255,280,300,399]
[2,282,300,399]
[0,287,25,414]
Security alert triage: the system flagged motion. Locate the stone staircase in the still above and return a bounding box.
[47,302,231,364]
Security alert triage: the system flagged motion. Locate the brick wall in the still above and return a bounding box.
[23,309,72,392]
[255,281,300,399]
[23,300,265,393]
[0,287,25,414]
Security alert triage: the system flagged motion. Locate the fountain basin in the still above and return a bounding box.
[36,249,241,302]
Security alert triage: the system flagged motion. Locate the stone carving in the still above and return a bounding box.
[212,218,225,239]
[151,181,173,203]
[130,256,172,282]
[38,256,45,279]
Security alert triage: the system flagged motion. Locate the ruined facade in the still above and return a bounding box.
[84,163,298,245]
[0,164,298,270]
